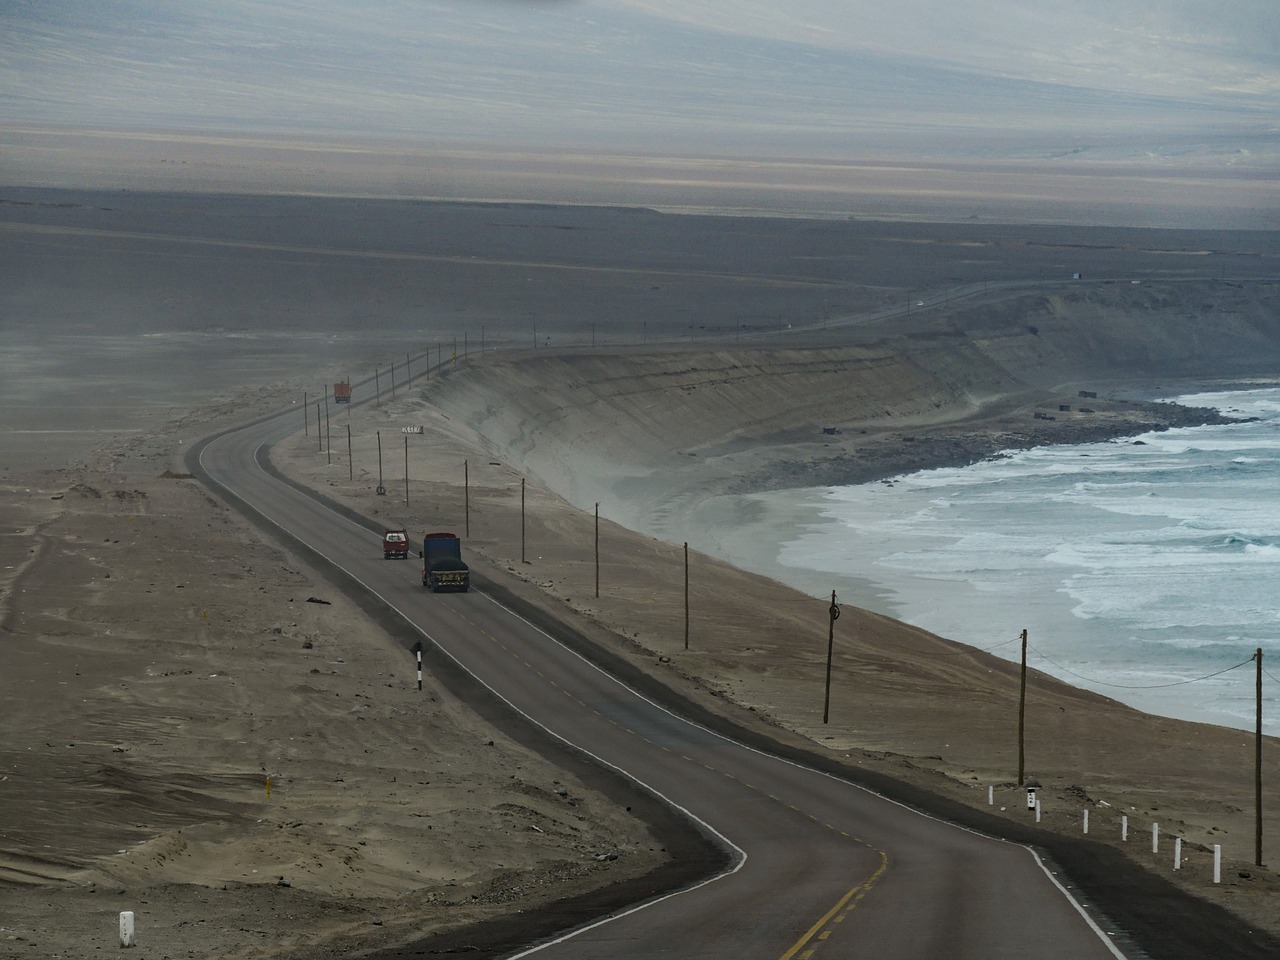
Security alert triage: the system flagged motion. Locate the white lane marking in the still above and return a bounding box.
[197,431,749,955]
[200,424,1127,960]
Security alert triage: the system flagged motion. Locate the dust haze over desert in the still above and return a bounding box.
[2,2,1280,958]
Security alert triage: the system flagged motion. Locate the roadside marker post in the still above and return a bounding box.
[413,642,424,691]
[119,911,136,948]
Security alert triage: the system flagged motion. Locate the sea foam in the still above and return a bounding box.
[771,387,1280,734]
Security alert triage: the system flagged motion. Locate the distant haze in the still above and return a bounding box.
[1,1,1277,225]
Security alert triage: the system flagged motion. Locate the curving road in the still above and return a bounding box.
[192,374,1127,960]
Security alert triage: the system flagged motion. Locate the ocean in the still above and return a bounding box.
[763,387,1280,736]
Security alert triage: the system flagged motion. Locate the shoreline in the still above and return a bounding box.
[5,186,1280,954]
[267,372,1280,946]
[2,362,1277,958]
[676,387,1258,617]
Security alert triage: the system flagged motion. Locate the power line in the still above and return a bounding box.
[1027,645,1257,690]
[932,634,1022,657]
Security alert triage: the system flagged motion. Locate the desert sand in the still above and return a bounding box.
[2,187,1279,958]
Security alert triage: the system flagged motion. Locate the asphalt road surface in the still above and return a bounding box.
[193,373,1132,960]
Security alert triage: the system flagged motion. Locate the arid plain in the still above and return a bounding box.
[2,174,1280,958]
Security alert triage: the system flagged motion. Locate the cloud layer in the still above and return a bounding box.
[2,0,1275,164]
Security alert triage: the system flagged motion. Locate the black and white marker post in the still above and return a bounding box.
[412,642,424,691]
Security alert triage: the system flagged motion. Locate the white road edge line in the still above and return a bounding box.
[200,421,1127,960]
[198,432,749,957]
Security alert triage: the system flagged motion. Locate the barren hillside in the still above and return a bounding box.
[420,278,1280,535]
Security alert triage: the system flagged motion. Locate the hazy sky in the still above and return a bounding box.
[3,0,1276,163]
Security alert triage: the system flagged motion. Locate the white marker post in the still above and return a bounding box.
[1214,844,1222,884]
[1122,815,1128,842]
[412,642,423,692]
[1174,837,1182,870]
[119,911,136,948]
[1035,799,1042,823]
[1152,823,1160,853]
[1083,809,1089,834]
[988,785,993,806]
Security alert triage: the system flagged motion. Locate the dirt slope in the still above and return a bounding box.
[420,279,1280,536]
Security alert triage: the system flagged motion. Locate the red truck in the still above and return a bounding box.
[334,381,352,403]
[382,528,409,559]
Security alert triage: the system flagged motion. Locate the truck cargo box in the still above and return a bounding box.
[423,532,470,592]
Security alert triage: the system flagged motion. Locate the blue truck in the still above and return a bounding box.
[422,532,470,592]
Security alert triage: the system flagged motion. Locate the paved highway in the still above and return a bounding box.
[192,376,1127,960]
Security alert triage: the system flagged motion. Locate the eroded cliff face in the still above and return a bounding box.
[419,278,1280,526]
[952,281,1280,380]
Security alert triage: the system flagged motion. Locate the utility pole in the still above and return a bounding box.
[1018,628,1029,784]
[594,503,600,599]
[520,478,526,564]
[376,430,383,494]
[1257,647,1264,867]
[823,592,839,724]
[404,435,409,506]
[315,402,322,452]
[374,366,381,407]
[304,391,308,435]
[464,460,470,537]
[346,425,353,481]
[324,397,331,465]
[683,542,689,650]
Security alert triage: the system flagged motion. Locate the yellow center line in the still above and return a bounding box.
[463,634,886,960]
[445,598,888,960]
[778,852,889,960]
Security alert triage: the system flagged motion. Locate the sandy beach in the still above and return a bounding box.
[3,187,1279,958]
